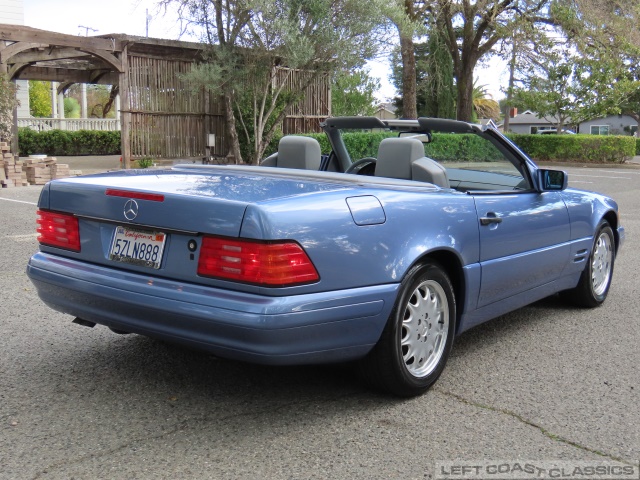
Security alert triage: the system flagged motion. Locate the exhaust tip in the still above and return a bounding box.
[72,317,96,328]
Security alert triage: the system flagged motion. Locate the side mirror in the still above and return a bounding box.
[538,169,568,191]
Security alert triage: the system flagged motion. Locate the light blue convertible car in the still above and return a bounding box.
[27,117,624,396]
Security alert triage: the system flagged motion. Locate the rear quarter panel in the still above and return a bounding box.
[240,188,480,295]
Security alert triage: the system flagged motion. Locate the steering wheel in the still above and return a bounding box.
[345,157,377,175]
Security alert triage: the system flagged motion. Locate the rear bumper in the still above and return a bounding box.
[27,252,398,365]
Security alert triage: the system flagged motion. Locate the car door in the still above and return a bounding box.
[439,133,571,308]
[473,189,570,307]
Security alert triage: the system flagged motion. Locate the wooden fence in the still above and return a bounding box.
[126,55,227,159]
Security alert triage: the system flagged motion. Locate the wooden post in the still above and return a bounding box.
[115,93,121,131]
[11,84,18,154]
[203,86,210,162]
[119,45,131,169]
[0,47,18,154]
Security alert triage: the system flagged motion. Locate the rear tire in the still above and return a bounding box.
[565,221,615,308]
[358,262,456,397]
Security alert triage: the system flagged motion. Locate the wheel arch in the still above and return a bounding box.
[602,210,620,253]
[409,249,466,333]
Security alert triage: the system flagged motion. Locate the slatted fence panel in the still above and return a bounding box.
[124,57,330,159]
[126,55,226,159]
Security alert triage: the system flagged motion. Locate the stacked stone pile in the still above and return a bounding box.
[0,144,77,188]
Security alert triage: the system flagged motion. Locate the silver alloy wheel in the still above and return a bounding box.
[592,230,613,296]
[400,279,449,378]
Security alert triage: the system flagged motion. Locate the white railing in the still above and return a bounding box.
[17,118,120,132]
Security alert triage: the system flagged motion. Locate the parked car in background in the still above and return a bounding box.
[27,117,624,396]
[537,128,576,134]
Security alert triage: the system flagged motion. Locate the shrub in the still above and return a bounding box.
[266,131,634,164]
[137,157,154,168]
[18,128,121,156]
[507,134,635,164]
[636,138,640,156]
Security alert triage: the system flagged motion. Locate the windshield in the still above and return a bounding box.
[337,127,530,191]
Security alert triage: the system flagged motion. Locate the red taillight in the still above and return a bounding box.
[105,189,164,202]
[197,237,319,287]
[36,210,81,252]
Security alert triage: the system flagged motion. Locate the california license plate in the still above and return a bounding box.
[109,226,166,269]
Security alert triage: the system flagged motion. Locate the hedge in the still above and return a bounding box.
[267,131,633,164]
[18,127,636,163]
[506,134,635,164]
[18,128,121,156]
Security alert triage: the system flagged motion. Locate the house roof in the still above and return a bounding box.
[479,118,498,129]
[375,102,396,114]
[509,111,559,125]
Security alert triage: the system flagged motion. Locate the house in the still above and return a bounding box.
[506,109,638,136]
[578,115,638,136]
[506,110,571,134]
[479,118,499,129]
[374,102,397,120]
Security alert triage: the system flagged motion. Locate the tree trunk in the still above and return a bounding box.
[399,33,418,119]
[223,90,243,164]
[503,36,518,132]
[456,63,475,122]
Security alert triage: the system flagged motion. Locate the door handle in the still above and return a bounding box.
[480,215,502,226]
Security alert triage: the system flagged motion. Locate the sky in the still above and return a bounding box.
[23,0,506,102]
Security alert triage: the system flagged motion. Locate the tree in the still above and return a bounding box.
[499,22,550,132]
[0,74,18,144]
[164,0,391,164]
[511,46,579,132]
[64,97,81,118]
[390,43,427,117]
[331,69,380,117]
[67,84,118,118]
[512,35,640,132]
[472,82,500,121]
[556,0,640,126]
[422,27,456,119]
[573,49,639,125]
[390,31,455,119]
[559,0,640,50]
[29,81,52,117]
[391,1,428,119]
[432,0,553,121]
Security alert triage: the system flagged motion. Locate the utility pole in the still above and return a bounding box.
[78,25,97,36]
[146,9,152,37]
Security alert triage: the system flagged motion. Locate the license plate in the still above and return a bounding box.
[109,226,166,269]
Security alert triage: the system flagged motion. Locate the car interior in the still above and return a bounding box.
[260,117,533,192]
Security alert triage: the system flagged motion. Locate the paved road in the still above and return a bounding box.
[0,166,638,479]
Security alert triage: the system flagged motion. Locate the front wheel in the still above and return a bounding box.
[565,221,615,308]
[358,262,456,397]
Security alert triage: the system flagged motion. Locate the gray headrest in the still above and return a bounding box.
[375,137,425,179]
[412,157,450,188]
[277,136,322,170]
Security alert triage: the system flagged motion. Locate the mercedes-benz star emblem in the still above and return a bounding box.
[123,199,139,220]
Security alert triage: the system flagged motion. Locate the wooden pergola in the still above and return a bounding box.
[0,24,330,167]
